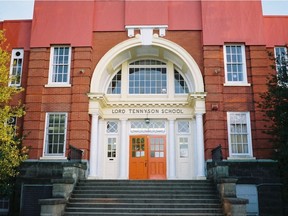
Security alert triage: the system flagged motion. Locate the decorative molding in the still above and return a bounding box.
[125,25,168,45]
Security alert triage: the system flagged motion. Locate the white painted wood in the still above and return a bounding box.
[88,113,99,178]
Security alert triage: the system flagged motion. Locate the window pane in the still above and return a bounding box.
[129,60,167,94]
[51,46,70,83]
[45,113,67,156]
[10,49,23,86]
[229,113,251,156]
[225,45,245,83]
[174,71,189,94]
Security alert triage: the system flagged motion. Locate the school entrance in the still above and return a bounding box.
[129,135,166,180]
[88,36,207,180]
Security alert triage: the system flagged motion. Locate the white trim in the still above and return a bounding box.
[42,112,68,158]
[45,83,72,88]
[90,37,204,94]
[227,112,254,159]
[223,44,249,85]
[47,46,72,86]
[223,83,251,87]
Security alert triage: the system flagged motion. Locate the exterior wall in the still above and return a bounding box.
[23,47,93,159]
[2,0,287,167]
[203,45,274,159]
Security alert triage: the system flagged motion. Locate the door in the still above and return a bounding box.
[148,136,166,179]
[129,135,166,180]
[129,136,148,179]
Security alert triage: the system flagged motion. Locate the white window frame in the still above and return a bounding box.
[227,112,254,159]
[224,44,250,86]
[176,120,190,134]
[128,59,167,95]
[42,112,68,159]
[9,49,24,87]
[107,137,117,159]
[106,121,119,134]
[46,46,72,87]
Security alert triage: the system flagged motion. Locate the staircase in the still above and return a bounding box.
[64,180,224,216]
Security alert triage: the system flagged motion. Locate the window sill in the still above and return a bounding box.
[45,83,71,88]
[40,156,67,160]
[224,83,251,87]
[227,156,256,161]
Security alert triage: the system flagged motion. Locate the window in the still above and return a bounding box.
[227,112,253,158]
[107,137,117,158]
[224,44,248,85]
[275,46,287,72]
[9,49,24,86]
[106,121,118,133]
[130,120,165,133]
[177,121,190,133]
[48,46,71,86]
[44,113,68,156]
[107,71,121,94]
[106,59,191,95]
[0,198,9,214]
[179,137,189,158]
[7,117,17,135]
[174,70,189,94]
[129,60,167,94]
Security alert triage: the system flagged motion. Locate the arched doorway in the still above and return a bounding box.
[88,36,206,180]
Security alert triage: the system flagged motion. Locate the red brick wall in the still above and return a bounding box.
[23,47,93,159]
[23,31,275,161]
[203,45,274,159]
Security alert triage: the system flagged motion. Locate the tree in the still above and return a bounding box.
[0,30,28,196]
[258,47,288,199]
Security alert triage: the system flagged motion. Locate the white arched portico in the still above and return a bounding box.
[88,34,206,180]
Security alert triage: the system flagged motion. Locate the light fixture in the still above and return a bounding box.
[145,118,150,124]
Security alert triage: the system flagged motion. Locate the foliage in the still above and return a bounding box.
[258,47,288,199]
[0,30,28,197]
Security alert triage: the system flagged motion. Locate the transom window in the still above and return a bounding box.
[130,120,165,133]
[107,71,121,94]
[48,46,71,85]
[129,60,167,94]
[177,121,190,133]
[224,44,248,85]
[175,71,189,94]
[106,121,118,134]
[106,59,190,95]
[44,113,68,156]
[227,112,252,157]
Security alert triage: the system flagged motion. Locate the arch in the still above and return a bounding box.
[90,36,204,93]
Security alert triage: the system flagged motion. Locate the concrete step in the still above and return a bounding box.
[63,180,224,216]
[65,207,223,214]
[64,213,224,216]
[68,197,221,204]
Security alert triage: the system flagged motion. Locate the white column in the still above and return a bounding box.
[168,118,176,179]
[119,118,127,179]
[195,113,206,179]
[88,113,99,178]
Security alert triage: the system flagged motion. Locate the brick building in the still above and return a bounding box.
[1,0,288,215]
